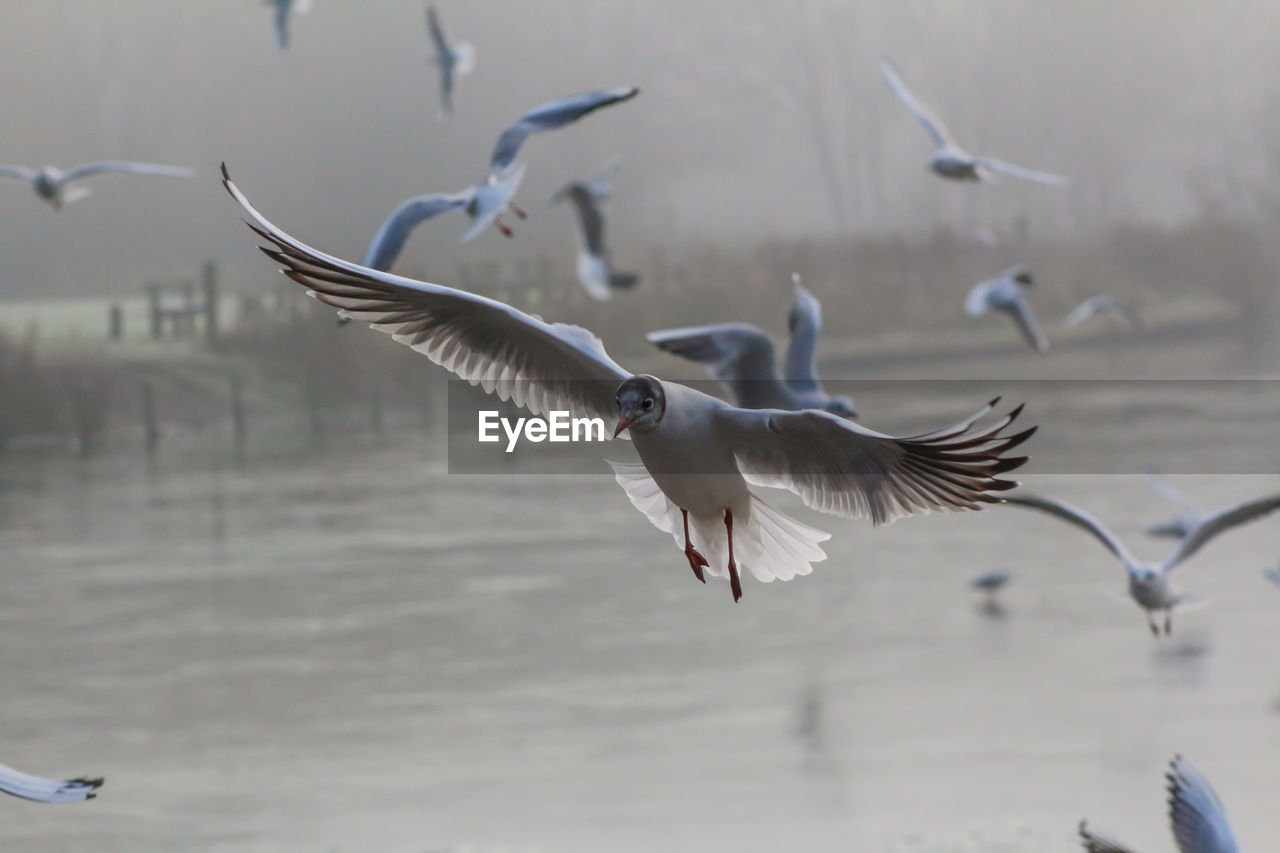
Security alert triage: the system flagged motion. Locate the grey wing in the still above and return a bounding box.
[1064,296,1103,327]
[879,58,955,150]
[1078,820,1139,853]
[1145,473,1201,514]
[362,192,471,271]
[559,184,606,257]
[0,763,103,803]
[489,86,640,171]
[223,164,629,423]
[784,273,822,392]
[715,398,1034,524]
[976,157,1070,186]
[1166,756,1239,853]
[647,322,781,391]
[1008,297,1051,354]
[585,155,623,201]
[272,0,290,50]
[1003,493,1139,568]
[60,161,196,182]
[0,164,37,183]
[426,4,449,55]
[1163,493,1280,572]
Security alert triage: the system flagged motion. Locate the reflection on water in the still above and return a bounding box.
[1,390,1279,851]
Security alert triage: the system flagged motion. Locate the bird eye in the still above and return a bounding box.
[643,397,654,410]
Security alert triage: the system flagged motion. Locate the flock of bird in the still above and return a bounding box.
[2,4,1272,849]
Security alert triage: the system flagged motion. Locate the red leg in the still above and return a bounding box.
[495,217,514,238]
[681,509,707,583]
[724,508,742,603]
[508,202,528,220]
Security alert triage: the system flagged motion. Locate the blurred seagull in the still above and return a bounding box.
[1144,474,1204,540]
[1263,565,1280,587]
[1078,755,1239,853]
[1065,295,1142,330]
[226,164,1035,603]
[0,161,196,210]
[971,568,1011,606]
[360,87,639,272]
[426,4,475,119]
[550,158,638,300]
[966,265,1050,354]
[0,762,102,803]
[1004,491,1280,635]
[267,0,310,51]
[648,274,856,418]
[879,59,1069,186]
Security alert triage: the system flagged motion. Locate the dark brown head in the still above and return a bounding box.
[614,375,665,436]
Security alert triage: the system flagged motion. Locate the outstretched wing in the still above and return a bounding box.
[784,273,822,392]
[0,164,38,183]
[1145,473,1201,514]
[489,87,639,171]
[648,323,781,389]
[879,58,956,150]
[1002,493,1139,569]
[553,184,606,257]
[1163,493,1280,572]
[1077,820,1138,853]
[714,398,1034,524]
[60,161,196,183]
[362,192,472,271]
[223,164,629,423]
[0,762,103,803]
[977,157,1070,186]
[1008,296,1051,354]
[1166,755,1240,853]
[425,4,449,56]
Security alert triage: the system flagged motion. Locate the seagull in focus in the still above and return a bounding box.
[0,762,102,803]
[971,568,1011,608]
[1078,754,1239,853]
[226,164,1035,603]
[267,0,310,51]
[966,265,1050,354]
[1144,474,1204,540]
[1065,295,1142,330]
[648,274,856,418]
[0,161,196,210]
[360,86,639,272]
[550,158,638,300]
[1004,491,1280,635]
[426,4,475,119]
[879,59,1069,187]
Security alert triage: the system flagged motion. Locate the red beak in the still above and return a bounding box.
[614,415,634,438]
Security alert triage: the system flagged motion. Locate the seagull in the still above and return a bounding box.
[971,568,1011,605]
[550,158,638,300]
[648,274,856,418]
[1264,565,1280,587]
[0,762,103,803]
[1065,295,1143,330]
[360,87,639,272]
[0,161,196,210]
[965,265,1050,354]
[879,59,1069,186]
[1004,491,1280,635]
[267,0,311,51]
[1144,474,1204,540]
[224,164,1035,603]
[1078,755,1239,853]
[426,4,475,120]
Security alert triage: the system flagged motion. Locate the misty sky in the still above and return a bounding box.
[1,1,1279,298]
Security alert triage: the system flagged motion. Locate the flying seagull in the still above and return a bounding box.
[267,0,311,51]
[1078,755,1239,853]
[1144,474,1204,540]
[966,265,1050,354]
[880,59,1069,186]
[0,161,196,210]
[360,86,639,272]
[1065,295,1142,330]
[971,568,1011,607]
[0,762,103,803]
[225,164,1035,603]
[1004,491,1280,635]
[648,274,856,418]
[426,4,475,119]
[550,158,638,300]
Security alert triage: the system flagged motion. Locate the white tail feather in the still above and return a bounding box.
[608,461,830,585]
